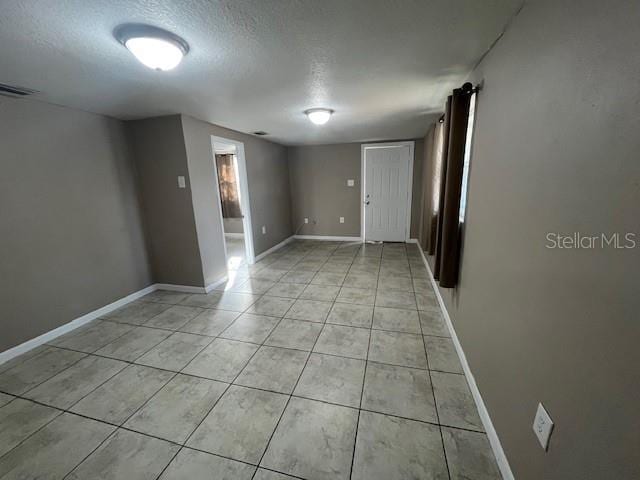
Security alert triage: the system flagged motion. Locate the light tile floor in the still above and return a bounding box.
[0,240,501,479]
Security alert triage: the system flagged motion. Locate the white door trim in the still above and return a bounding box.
[210,135,256,264]
[360,141,415,242]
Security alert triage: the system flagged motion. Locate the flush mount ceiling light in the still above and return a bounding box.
[114,24,189,71]
[305,108,334,125]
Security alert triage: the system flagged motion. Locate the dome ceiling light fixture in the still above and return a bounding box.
[114,24,189,71]
[305,108,334,125]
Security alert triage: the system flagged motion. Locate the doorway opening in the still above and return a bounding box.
[361,141,414,243]
[211,136,255,271]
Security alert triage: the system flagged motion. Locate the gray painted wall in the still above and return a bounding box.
[127,116,205,287]
[180,115,292,255]
[425,1,640,478]
[288,140,424,238]
[0,97,152,351]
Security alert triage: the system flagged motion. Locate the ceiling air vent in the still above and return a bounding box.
[252,131,268,136]
[0,82,39,98]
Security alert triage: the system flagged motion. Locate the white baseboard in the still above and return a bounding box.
[224,233,244,239]
[407,238,419,244]
[415,247,514,480]
[204,275,229,293]
[0,284,156,366]
[254,235,295,262]
[0,278,233,367]
[154,283,207,294]
[293,235,362,242]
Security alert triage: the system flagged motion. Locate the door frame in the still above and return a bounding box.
[360,141,415,243]
[210,135,256,264]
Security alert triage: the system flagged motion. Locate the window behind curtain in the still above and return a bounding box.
[215,154,242,218]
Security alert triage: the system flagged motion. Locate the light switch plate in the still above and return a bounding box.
[339,217,345,224]
[347,179,355,187]
[533,403,554,450]
[304,218,309,224]
[261,226,266,235]
[177,176,186,188]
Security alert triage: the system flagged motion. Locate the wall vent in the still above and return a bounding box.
[0,82,39,98]
[252,131,268,136]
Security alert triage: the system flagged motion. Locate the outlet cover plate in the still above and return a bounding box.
[533,403,554,450]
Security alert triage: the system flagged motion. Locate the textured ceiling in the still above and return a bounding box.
[0,0,522,145]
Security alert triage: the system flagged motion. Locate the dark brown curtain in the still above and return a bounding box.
[215,154,242,218]
[435,83,474,287]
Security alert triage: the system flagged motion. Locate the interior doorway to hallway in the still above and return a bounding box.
[211,135,255,269]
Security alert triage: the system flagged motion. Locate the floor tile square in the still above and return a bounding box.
[379,265,411,277]
[143,305,204,330]
[377,275,414,292]
[285,299,332,322]
[96,326,171,362]
[104,300,171,325]
[135,332,211,371]
[351,411,448,480]
[280,270,316,284]
[209,292,262,311]
[179,309,240,336]
[141,290,190,305]
[442,427,501,479]
[125,374,228,443]
[425,336,463,373]
[319,262,351,274]
[294,353,365,407]
[362,362,437,423]
[431,371,483,431]
[0,393,13,407]
[368,330,427,368]
[160,448,256,479]
[313,324,370,360]
[311,271,346,286]
[0,413,114,480]
[416,290,439,310]
[71,365,173,424]
[25,355,126,409]
[179,292,226,308]
[0,345,49,375]
[246,296,295,317]
[0,398,60,457]
[188,385,288,464]
[300,284,340,301]
[344,272,378,289]
[0,347,86,395]
[265,282,307,298]
[50,321,133,353]
[182,338,258,382]
[235,346,308,393]
[67,428,178,480]
[265,319,323,350]
[326,303,373,328]
[419,309,450,337]
[375,289,417,309]
[219,313,280,343]
[336,287,376,305]
[261,397,358,480]
[372,306,421,333]
[250,268,288,282]
[253,468,298,479]
[231,278,277,295]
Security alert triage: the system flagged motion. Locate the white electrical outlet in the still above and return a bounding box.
[261,226,266,234]
[177,176,186,188]
[304,218,309,224]
[347,179,355,187]
[339,217,345,224]
[533,403,554,450]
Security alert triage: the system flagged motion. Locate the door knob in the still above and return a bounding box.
[364,201,370,205]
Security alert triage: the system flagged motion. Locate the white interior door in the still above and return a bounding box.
[363,143,413,242]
